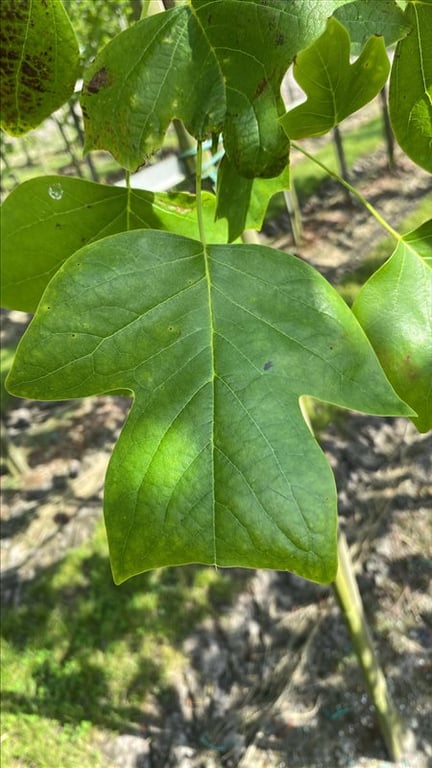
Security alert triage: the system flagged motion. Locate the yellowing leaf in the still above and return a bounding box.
[0,0,80,135]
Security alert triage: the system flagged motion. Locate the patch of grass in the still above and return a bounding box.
[1,715,102,768]
[1,520,245,766]
[337,192,432,305]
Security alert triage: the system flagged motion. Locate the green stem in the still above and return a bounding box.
[333,534,410,762]
[196,141,206,246]
[125,170,132,231]
[291,141,402,243]
[298,399,410,762]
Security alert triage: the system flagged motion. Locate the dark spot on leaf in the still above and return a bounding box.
[85,67,110,95]
[275,32,285,46]
[254,78,268,98]
[55,223,62,229]
[402,353,419,380]
[263,361,273,371]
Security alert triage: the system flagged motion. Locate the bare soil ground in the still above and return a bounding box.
[1,146,431,768]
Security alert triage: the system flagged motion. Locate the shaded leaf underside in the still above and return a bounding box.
[7,231,411,584]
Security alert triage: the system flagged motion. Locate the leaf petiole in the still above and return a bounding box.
[196,140,206,246]
[125,170,132,231]
[291,141,402,244]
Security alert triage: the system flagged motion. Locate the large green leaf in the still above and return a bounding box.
[0,176,227,313]
[281,18,389,139]
[389,0,432,173]
[353,220,432,433]
[81,0,346,176]
[0,0,80,135]
[216,156,290,242]
[191,0,346,178]
[334,0,409,55]
[7,231,411,584]
[81,6,226,172]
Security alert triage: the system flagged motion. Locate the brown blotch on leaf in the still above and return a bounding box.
[85,67,110,95]
[254,78,268,99]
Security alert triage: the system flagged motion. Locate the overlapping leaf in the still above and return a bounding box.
[0,0,80,135]
[389,0,432,173]
[334,0,409,55]
[216,156,290,242]
[281,18,390,139]
[81,6,226,172]
[353,220,432,433]
[7,231,411,584]
[0,176,228,313]
[81,0,346,177]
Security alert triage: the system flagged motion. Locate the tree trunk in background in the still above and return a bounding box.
[380,86,396,170]
[68,101,99,182]
[332,125,352,205]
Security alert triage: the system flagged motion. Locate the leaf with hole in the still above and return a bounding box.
[281,17,390,139]
[0,0,80,135]
[353,220,432,433]
[6,231,412,584]
[0,176,228,313]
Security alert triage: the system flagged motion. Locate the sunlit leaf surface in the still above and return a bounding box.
[0,177,228,312]
[353,220,432,433]
[389,0,432,172]
[7,231,411,583]
[281,17,389,139]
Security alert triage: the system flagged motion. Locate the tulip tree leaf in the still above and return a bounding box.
[7,231,412,584]
[0,0,80,135]
[216,156,290,242]
[353,220,432,433]
[0,176,228,313]
[389,0,432,173]
[281,17,390,139]
[81,0,346,177]
[333,0,409,55]
[81,6,226,172]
